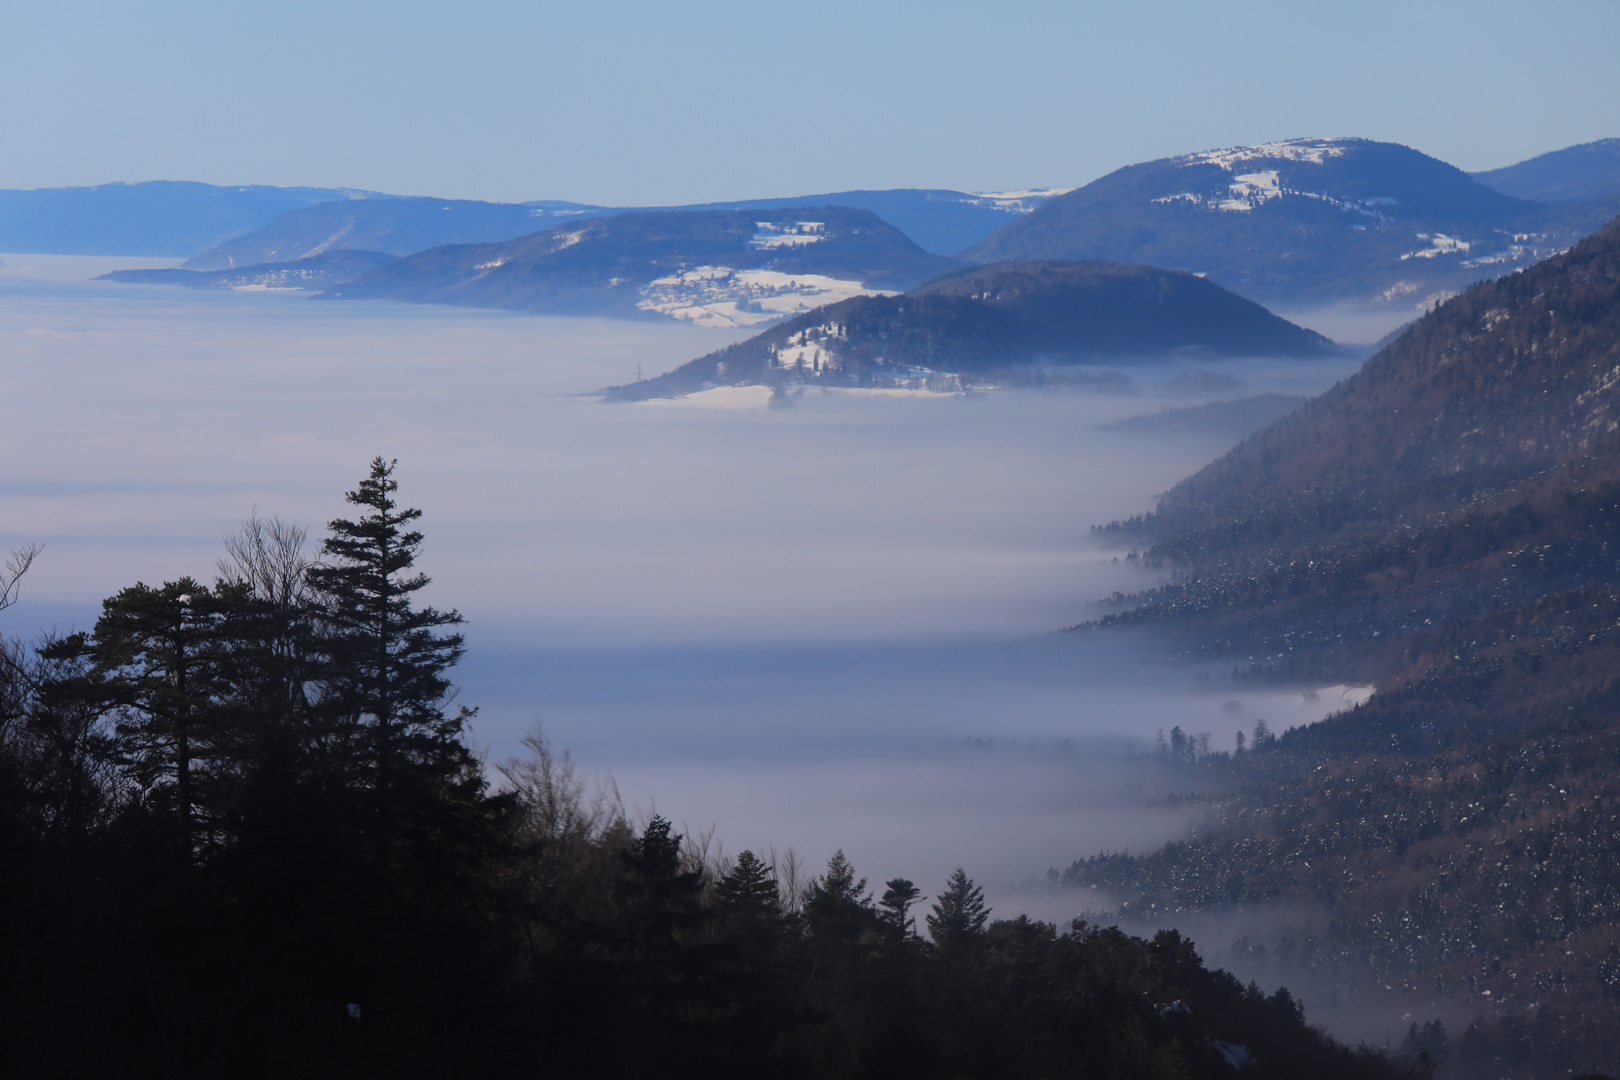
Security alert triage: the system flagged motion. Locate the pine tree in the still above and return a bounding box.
[718,849,781,923]
[307,458,474,801]
[61,577,224,854]
[878,878,922,939]
[804,849,874,941]
[926,868,988,951]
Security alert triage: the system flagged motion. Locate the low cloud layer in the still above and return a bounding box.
[1,258,1367,931]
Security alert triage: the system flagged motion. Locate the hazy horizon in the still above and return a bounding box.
[4,2,1617,205]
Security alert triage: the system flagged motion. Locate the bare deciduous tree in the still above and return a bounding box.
[0,544,40,613]
[218,513,312,608]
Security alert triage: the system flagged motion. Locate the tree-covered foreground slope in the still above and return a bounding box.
[1072,216,1620,1077]
[606,260,1331,401]
[0,461,1410,1079]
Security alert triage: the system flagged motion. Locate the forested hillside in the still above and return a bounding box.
[0,461,1409,1079]
[1071,216,1620,1078]
[607,260,1331,401]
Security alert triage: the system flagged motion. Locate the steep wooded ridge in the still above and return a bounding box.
[605,261,1332,401]
[317,207,959,321]
[967,138,1615,308]
[1134,213,1620,560]
[1073,217,1620,1078]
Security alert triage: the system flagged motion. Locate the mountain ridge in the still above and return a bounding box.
[605,260,1333,401]
[1472,137,1620,203]
[965,137,1596,309]
[0,180,387,257]
[316,207,960,323]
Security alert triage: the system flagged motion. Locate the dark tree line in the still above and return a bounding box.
[1,460,1408,1079]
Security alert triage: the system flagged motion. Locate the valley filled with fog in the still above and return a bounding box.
[0,255,1370,906]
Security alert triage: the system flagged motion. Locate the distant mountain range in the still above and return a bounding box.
[0,179,1063,267]
[182,198,613,270]
[17,136,1620,323]
[97,250,398,290]
[966,137,1619,310]
[185,188,1061,269]
[315,207,958,324]
[1472,136,1620,203]
[606,260,1333,401]
[0,181,388,257]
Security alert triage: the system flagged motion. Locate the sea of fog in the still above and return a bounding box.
[0,254,1381,914]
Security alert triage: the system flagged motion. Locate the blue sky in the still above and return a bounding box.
[3,0,1618,204]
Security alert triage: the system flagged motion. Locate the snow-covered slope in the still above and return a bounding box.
[636,266,891,328]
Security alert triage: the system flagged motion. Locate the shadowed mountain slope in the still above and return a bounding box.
[1138,215,1620,553]
[606,261,1332,401]
[1070,217,1620,1075]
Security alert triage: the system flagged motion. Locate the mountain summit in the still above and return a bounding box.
[966,138,1589,308]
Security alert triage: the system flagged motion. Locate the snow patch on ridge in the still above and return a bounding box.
[1184,138,1351,171]
[749,221,827,249]
[1150,141,1401,216]
[968,188,1073,213]
[1216,170,1283,211]
[637,268,889,328]
[1400,233,1471,260]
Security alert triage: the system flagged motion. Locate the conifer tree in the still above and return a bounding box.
[878,877,922,939]
[60,577,224,854]
[803,849,881,960]
[926,868,988,951]
[307,457,475,802]
[718,849,781,923]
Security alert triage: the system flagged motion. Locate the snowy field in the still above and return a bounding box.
[0,255,1368,903]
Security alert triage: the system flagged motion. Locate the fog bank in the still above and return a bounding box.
[1,257,1367,912]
